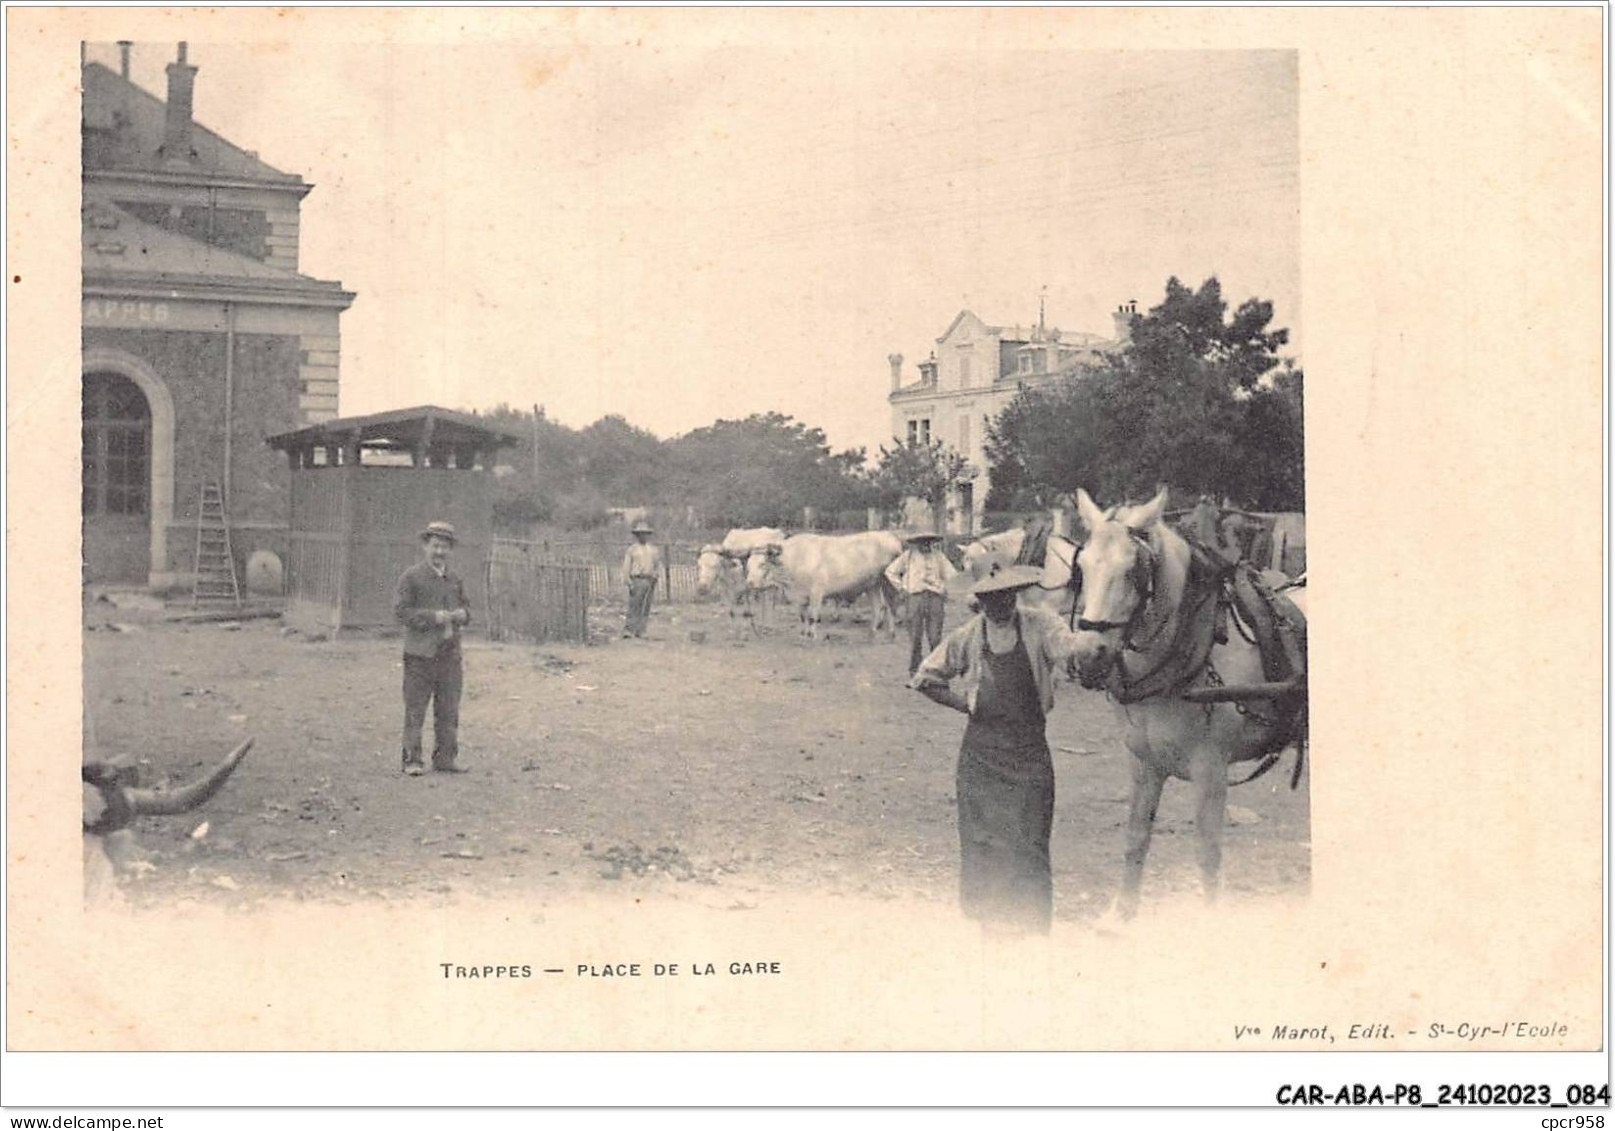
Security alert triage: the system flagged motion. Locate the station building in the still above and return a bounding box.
[81,42,355,587]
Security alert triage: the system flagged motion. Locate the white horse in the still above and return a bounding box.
[1050,487,1307,919]
[960,525,1079,621]
[961,529,1026,581]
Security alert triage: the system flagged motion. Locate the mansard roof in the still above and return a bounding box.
[82,61,304,186]
[82,185,351,305]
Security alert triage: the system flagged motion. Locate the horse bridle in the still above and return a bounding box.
[1074,530,1157,642]
[1033,535,1086,629]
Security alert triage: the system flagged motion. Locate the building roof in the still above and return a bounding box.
[936,308,1100,347]
[81,185,353,304]
[266,406,525,453]
[82,61,303,185]
[936,309,989,343]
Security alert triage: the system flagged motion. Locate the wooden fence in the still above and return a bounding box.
[484,542,590,643]
[491,537,709,605]
[579,559,703,604]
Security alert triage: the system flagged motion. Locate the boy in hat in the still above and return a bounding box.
[621,521,662,639]
[885,528,958,675]
[911,564,1084,935]
[393,521,472,775]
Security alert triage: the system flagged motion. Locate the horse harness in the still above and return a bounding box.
[1092,530,1309,789]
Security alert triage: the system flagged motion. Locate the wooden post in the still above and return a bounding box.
[222,302,235,511]
[539,403,552,478]
[417,414,436,468]
[333,453,355,635]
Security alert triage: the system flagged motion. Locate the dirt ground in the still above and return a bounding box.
[83,588,1310,921]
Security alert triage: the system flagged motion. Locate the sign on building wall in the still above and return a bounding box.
[83,298,172,325]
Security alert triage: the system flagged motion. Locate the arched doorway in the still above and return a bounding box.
[82,371,152,583]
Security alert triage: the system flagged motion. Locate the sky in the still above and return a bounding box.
[91,41,1299,455]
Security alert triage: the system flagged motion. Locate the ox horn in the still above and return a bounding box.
[124,738,254,816]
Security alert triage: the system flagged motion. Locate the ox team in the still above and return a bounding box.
[393,515,1079,936]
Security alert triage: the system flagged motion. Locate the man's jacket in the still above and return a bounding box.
[394,561,472,657]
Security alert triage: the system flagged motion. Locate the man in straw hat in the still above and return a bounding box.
[911,563,1084,934]
[885,527,958,676]
[393,520,472,775]
[621,520,663,639]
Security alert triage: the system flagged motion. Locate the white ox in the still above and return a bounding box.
[695,527,787,637]
[721,527,786,558]
[746,531,902,639]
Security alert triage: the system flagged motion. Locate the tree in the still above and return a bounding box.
[470,405,881,532]
[1229,359,1305,510]
[473,403,588,529]
[665,412,875,527]
[577,414,667,502]
[983,277,1305,511]
[982,381,1103,510]
[870,438,968,525]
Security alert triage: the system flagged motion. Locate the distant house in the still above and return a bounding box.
[81,42,355,587]
[887,303,1134,534]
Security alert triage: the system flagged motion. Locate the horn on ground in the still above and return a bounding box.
[124,738,254,816]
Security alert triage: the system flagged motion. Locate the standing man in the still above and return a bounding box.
[911,565,1083,935]
[394,520,471,776]
[886,528,958,675]
[622,521,662,639]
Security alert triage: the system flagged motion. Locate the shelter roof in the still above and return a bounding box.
[266,406,524,453]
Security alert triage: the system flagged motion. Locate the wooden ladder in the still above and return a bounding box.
[192,482,242,607]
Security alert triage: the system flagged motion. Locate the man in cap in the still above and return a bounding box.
[393,521,472,775]
[621,521,662,639]
[911,564,1084,935]
[885,527,959,676]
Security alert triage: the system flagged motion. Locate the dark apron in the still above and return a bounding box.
[956,627,1054,933]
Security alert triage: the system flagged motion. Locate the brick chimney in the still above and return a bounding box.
[158,42,198,164]
[888,353,904,392]
[1111,299,1138,344]
[117,41,132,79]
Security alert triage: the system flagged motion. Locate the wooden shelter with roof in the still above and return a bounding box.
[267,406,521,633]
